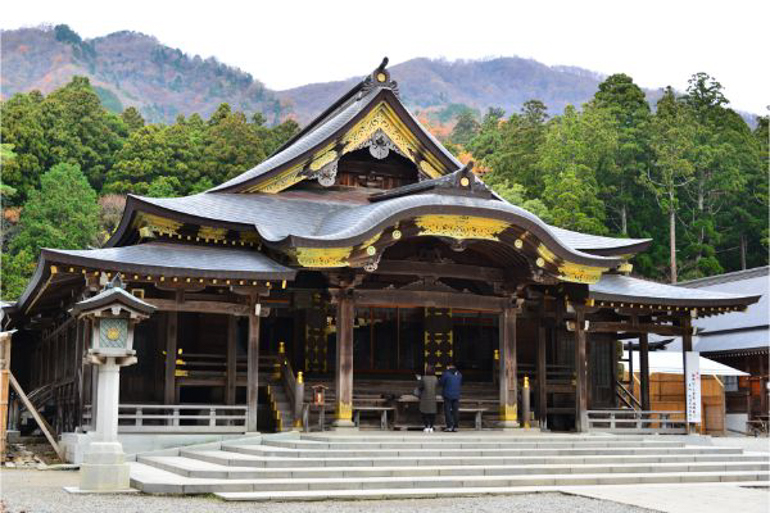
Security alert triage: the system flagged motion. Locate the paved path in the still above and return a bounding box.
[0,468,653,513]
[564,482,769,513]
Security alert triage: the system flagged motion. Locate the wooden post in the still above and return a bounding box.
[681,315,693,434]
[537,322,547,429]
[498,305,519,428]
[334,291,355,428]
[574,307,588,432]
[639,333,651,411]
[164,311,178,404]
[0,331,12,462]
[226,316,237,405]
[246,299,261,432]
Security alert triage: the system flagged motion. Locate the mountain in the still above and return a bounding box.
[277,57,616,124]
[1,25,759,127]
[1,25,285,124]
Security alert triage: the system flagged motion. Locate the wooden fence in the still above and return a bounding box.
[83,404,247,433]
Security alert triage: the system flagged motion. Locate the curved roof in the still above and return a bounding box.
[590,273,761,308]
[110,191,647,262]
[43,242,295,280]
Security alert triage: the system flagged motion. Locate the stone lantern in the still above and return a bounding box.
[69,274,155,492]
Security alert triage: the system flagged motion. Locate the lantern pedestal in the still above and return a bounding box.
[64,274,156,494]
[78,358,135,492]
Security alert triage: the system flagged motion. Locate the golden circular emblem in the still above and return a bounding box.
[106,327,121,340]
[376,72,387,83]
[460,176,470,187]
[536,257,545,268]
[392,230,402,240]
[514,239,524,249]
[366,246,377,256]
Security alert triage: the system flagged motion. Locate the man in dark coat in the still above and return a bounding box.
[439,364,462,431]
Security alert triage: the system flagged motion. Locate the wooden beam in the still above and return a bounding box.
[353,289,506,312]
[246,299,261,432]
[9,372,65,461]
[498,306,518,427]
[375,260,505,282]
[584,321,685,337]
[574,307,588,432]
[226,316,237,405]
[0,332,11,462]
[639,333,650,411]
[147,298,249,316]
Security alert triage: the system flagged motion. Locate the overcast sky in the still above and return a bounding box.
[2,0,768,113]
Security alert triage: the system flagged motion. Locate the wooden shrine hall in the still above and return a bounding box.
[3,59,761,440]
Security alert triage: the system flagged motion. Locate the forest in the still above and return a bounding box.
[1,73,767,301]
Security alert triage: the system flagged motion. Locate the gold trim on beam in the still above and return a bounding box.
[294,247,353,268]
[536,244,607,285]
[415,215,509,241]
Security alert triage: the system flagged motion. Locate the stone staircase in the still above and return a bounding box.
[129,432,770,501]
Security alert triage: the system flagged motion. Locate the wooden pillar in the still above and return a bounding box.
[639,333,651,411]
[0,331,12,462]
[74,319,85,429]
[226,316,238,405]
[498,305,519,428]
[246,299,261,432]
[164,311,179,404]
[574,307,588,432]
[334,291,355,428]
[537,322,547,429]
[681,315,693,433]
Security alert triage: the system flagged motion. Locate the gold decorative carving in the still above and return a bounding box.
[335,401,353,421]
[310,149,338,171]
[251,166,305,194]
[138,213,183,237]
[199,226,228,241]
[415,215,509,241]
[499,404,518,421]
[419,160,441,179]
[295,247,353,267]
[536,244,607,284]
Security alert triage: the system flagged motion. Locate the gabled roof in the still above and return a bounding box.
[209,58,461,194]
[71,282,156,317]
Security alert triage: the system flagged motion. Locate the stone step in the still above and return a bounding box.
[301,434,664,443]
[221,443,744,459]
[214,480,770,501]
[262,439,688,450]
[139,454,770,480]
[130,464,769,494]
[181,448,764,469]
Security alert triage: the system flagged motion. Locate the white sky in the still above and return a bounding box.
[2,0,768,113]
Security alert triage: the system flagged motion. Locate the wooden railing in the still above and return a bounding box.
[83,404,247,433]
[587,409,686,434]
[615,380,642,410]
[279,354,304,429]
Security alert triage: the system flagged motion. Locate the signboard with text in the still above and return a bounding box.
[685,351,702,424]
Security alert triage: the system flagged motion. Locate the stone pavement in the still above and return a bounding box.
[563,482,770,513]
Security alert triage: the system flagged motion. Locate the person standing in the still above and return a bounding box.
[418,365,438,432]
[439,364,462,432]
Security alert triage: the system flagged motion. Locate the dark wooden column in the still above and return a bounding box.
[246,299,261,432]
[226,316,238,405]
[334,290,355,428]
[498,305,519,428]
[164,311,179,404]
[681,315,693,433]
[574,306,588,432]
[639,333,651,411]
[537,322,547,428]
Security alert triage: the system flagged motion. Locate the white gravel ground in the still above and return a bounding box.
[0,469,655,513]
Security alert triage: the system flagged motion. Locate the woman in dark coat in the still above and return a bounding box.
[418,364,438,432]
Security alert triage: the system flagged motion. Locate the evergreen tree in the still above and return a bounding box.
[2,163,99,300]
